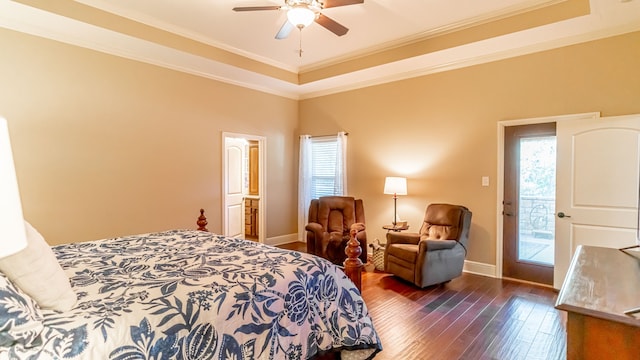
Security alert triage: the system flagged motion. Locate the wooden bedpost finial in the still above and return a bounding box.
[197,208,208,232]
[344,224,364,291]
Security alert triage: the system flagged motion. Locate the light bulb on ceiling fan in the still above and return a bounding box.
[287,5,316,28]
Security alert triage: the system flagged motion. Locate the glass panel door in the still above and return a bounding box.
[517,136,556,265]
[503,122,555,285]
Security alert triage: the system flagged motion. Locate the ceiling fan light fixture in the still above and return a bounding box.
[287,6,316,28]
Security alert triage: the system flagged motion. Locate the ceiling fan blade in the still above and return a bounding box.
[275,20,294,39]
[322,0,364,9]
[315,14,349,36]
[232,6,282,11]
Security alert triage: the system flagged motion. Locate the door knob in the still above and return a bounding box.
[557,212,571,218]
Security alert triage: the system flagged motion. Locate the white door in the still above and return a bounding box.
[555,114,640,288]
[224,137,246,238]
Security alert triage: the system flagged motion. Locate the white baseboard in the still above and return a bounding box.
[463,260,497,278]
[265,233,299,247]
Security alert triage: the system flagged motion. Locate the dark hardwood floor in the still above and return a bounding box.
[278,242,567,360]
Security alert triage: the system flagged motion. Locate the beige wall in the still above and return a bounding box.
[299,31,640,266]
[2,23,640,270]
[0,28,299,245]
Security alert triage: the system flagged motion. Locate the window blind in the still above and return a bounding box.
[311,138,338,199]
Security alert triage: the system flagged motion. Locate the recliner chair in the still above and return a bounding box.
[305,196,367,265]
[384,203,472,287]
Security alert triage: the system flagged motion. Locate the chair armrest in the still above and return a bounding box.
[305,223,325,239]
[305,222,323,232]
[418,239,458,252]
[386,232,420,246]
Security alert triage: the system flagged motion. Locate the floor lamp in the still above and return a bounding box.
[383,176,407,226]
[0,117,28,258]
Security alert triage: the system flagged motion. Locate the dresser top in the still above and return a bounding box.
[556,245,640,327]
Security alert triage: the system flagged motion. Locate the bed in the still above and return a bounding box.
[0,211,381,360]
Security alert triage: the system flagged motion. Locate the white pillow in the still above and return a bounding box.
[0,222,76,312]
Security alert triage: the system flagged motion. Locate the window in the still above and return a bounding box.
[298,132,348,240]
[310,137,340,198]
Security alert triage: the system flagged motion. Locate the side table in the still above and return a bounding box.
[383,224,409,232]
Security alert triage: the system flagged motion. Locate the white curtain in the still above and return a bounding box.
[298,132,348,242]
[335,131,348,195]
[298,135,312,242]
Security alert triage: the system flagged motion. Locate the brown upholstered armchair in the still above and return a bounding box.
[306,196,367,265]
[384,203,472,288]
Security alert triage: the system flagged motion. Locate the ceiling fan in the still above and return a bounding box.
[233,0,364,40]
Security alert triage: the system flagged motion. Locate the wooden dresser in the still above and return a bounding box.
[555,245,640,360]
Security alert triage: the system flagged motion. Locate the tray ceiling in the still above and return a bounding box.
[1,0,639,99]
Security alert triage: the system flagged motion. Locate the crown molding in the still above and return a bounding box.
[300,0,565,73]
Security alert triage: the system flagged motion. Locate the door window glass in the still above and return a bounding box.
[518,136,556,265]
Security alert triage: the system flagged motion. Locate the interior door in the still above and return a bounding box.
[224,137,246,238]
[555,114,640,288]
[503,123,556,285]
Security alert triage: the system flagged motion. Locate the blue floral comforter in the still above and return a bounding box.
[10,230,381,359]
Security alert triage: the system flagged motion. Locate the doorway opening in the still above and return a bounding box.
[222,133,266,243]
[498,112,639,289]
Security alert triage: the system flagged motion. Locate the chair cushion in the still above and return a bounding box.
[318,196,356,234]
[422,225,457,240]
[327,210,347,234]
[420,204,464,240]
[386,243,419,264]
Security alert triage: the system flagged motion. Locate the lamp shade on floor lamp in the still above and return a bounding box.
[384,177,407,226]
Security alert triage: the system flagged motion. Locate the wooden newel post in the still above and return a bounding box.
[197,209,208,232]
[344,224,364,291]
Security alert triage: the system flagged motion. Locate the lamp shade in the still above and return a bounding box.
[287,6,316,28]
[383,176,407,195]
[0,117,27,258]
